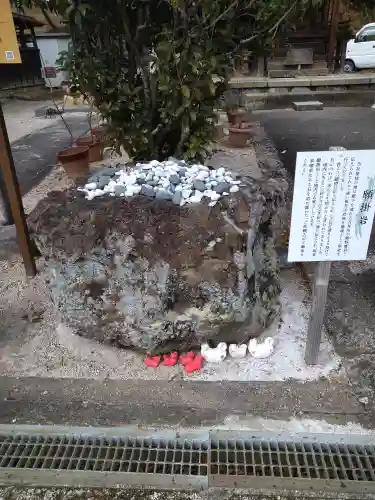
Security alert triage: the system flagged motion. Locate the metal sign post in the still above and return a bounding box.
[0,101,36,277]
[288,149,375,365]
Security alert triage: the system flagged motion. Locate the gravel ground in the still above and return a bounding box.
[2,100,62,143]
[0,487,367,500]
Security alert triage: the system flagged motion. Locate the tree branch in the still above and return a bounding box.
[239,0,298,46]
[209,0,238,29]
[269,0,299,37]
[40,5,59,30]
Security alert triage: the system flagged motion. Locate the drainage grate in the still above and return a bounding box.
[210,432,375,493]
[0,435,208,476]
[211,438,375,480]
[1,426,375,493]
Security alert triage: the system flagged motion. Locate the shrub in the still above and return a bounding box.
[19,0,317,160]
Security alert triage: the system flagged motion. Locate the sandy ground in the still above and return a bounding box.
[0,257,341,382]
[22,164,74,215]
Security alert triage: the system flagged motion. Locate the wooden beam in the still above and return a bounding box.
[0,101,36,277]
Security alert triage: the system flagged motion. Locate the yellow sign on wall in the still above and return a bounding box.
[0,0,22,64]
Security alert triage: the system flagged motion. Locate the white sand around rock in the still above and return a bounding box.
[0,260,341,382]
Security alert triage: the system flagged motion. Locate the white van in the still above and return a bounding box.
[345,22,375,72]
[35,33,71,88]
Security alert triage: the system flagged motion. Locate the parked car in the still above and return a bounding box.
[344,22,375,72]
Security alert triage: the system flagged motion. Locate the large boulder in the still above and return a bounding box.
[28,132,287,354]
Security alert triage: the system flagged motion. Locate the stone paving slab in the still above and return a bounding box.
[292,101,324,111]
[0,376,367,428]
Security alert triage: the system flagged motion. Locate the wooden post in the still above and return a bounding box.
[304,146,346,365]
[305,261,332,365]
[0,101,36,277]
[327,0,340,72]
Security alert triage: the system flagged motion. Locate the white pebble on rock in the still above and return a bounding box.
[182,189,192,199]
[210,192,220,201]
[81,159,241,207]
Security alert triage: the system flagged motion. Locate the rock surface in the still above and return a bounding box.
[28,128,288,354]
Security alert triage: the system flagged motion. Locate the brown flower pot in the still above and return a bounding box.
[228,125,253,148]
[91,127,105,142]
[57,146,90,183]
[76,136,103,162]
[227,109,248,126]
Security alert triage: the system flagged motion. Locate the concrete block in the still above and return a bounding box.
[345,75,371,85]
[269,78,296,88]
[292,101,324,111]
[229,77,267,89]
[290,86,312,94]
[309,75,347,86]
[268,87,289,94]
[315,86,342,92]
[289,78,311,87]
[348,84,371,90]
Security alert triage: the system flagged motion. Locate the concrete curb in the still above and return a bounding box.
[244,90,375,111]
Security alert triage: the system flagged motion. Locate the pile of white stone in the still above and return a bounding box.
[80,159,241,206]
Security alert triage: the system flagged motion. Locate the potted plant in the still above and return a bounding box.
[223,90,248,126]
[57,146,90,183]
[227,107,249,126]
[75,102,104,162]
[228,121,253,148]
[75,135,103,162]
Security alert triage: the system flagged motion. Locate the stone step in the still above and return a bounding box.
[292,100,324,111]
[268,67,330,78]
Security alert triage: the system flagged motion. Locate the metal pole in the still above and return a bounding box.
[305,261,332,365]
[0,101,36,277]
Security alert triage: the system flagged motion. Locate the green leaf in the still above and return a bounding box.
[157,41,173,55]
[182,85,190,99]
[190,111,197,121]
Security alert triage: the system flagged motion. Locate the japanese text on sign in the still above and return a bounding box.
[288,150,375,262]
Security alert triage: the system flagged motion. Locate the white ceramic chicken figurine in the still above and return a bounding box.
[201,342,227,362]
[248,337,274,359]
[228,344,247,359]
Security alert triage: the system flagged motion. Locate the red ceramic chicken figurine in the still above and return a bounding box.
[144,356,161,368]
[163,352,179,366]
[179,351,195,366]
[184,355,204,374]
